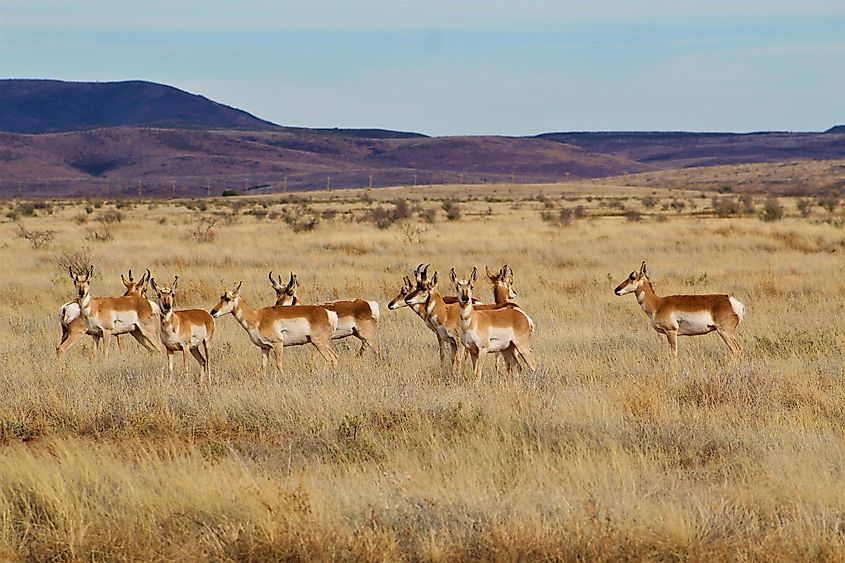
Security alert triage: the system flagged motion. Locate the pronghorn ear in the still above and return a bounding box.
[450,268,457,284]
[486,266,496,281]
[121,273,130,287]
[430,271,438,288]
[87,265,94,279]
[500,264,508,278]
[414,263,425,283]
[144,269,151,284]
[234,281,242,295]
[68,266,75,280]
[268,271,279,289]
[422,264,430,282]
[640,261,648,276]
[150,278,159,293]
[290,273,298,289]
[507,266,513,280]
[470,267,477,284]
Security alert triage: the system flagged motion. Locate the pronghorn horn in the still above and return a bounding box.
[269,271,281,289]
[234,280,242,293]
[422,264,430,281]
[150,277,159,293]
[450,268,457,283]
[172,276,179,290]
[289,272,297,289]
[128,269,134,282]
[68,266,75,279]
[486,266,496,280]
[470,267,477,284]
[640,261,647,275]
[121,273,129,286]
[88,265,94,278]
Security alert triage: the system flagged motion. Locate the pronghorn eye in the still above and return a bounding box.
[629,273,636,280]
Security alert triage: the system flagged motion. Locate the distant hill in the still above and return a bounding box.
[0,79,843,197]
[0,79,279,133]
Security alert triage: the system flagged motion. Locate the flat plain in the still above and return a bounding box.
[0,180,843,561]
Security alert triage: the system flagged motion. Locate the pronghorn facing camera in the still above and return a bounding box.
[211,281,338,376]
[58,268,160,358]
[614,261,745,359]
[269,271,380,356]
[486,265,518,303]
[67,266,162,357]
[151,276,215,383]
[450,267,536,381]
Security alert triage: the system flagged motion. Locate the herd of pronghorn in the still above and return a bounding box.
[59,262,745,382]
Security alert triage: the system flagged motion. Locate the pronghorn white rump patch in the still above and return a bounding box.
[729,297,745,322]
[148,300,161,317]
[60,301,81,326]
[368,300,380,322]
[326,310,339,331]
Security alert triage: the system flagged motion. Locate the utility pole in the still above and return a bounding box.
[413,174,417,187]
[326,176,331,190]
[137,179,142,198]
[206,179,211,198]
[283,176,288,192]
[368,174,373,189]
[171,180,176,198]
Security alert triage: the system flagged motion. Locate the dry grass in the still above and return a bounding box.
[0,184,844,561]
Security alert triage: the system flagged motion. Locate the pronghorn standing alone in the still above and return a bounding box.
[68,266,162,356]
[450,267,537,380]
[210,282,338,376]
[150,276,215,382]
[58,268,152,357]
[614,261,745,359]
[269,271,380,356]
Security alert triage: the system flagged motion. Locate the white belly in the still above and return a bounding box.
[332,316,355,339]
[274,318,311,346]
[486,326,515,353]
[674,311,716,336]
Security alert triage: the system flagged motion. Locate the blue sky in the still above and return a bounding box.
[1,1,843,135]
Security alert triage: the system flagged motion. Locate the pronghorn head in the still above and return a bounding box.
[151,276,178,314]
[69,265,94,299]
[404,265,438,307]
[387,275,415,310]
[121,268,150,297]
[210,281,243,318]
[269,271,298,306]
[486,264,517,300]
[614,261,649,296]
[451,267,477,305]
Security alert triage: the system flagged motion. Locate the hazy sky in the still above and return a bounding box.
[2,1,843,135]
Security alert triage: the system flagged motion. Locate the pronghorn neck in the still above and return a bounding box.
[425,289,448,323]
[492,284,508,304]
[231,297,259,330]
[78,291,93,318]
[459,299,475,332]
[161,307,176,327]
[634,279,660,317]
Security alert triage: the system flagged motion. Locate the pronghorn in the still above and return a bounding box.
[486,265,518,304]
[403,265,525,374]
[150,276,215,382]
[210,281,338,375]
[387,273,450,365]
[58,269,151,357]
[614,261,745,359]
[268,271,380,356]
[67,266,162,357]
[450,267,537,380]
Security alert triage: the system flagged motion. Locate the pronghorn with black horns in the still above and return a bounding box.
[151,276,215,382]
[66,266,162,357]
[269,271,380,357]
[614,261,745,359]
[210,281,338,376]
[58,268,152,357]
[450,267,536,380]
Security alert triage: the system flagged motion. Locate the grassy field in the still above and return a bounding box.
[0,182,844,561]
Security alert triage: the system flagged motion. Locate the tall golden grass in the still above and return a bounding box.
[0,184,843,561]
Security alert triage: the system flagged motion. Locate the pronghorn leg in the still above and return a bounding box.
[57,327,86,358]
[469,351,479,381]
[666,330,679,358]
[101,329,112,358]
[167,350,174,380]
[312,338,338,368]
[448,341,460,373]
[272,342,284,378]
[474,348,488,382]
[116,335,125,354]
[92,334,101,355]
[352,333,368,357]
[437,337,446,366]
[494,354,501,377]
[717,329,742,359]
[139,323,163,353]
[182,347,190,379]
[202,340,211,384]
[190,347,206,383]
[261,348,270,376]
[514,341,537,372]
[502,346,520,379]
